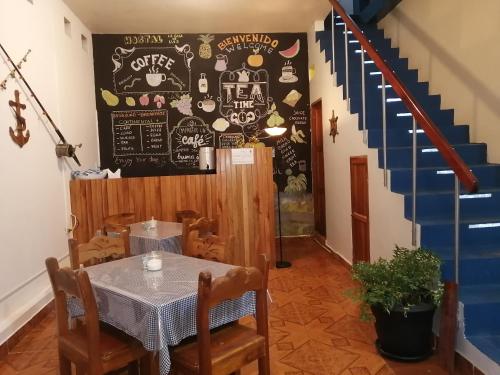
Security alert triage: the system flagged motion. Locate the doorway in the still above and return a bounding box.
[350,156,370,263]
[311,100,326,237]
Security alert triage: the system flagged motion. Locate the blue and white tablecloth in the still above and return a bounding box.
[69,252,255,374]
[129,221,183,255]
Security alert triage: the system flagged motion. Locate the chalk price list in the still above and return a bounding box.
[112,110,169,156]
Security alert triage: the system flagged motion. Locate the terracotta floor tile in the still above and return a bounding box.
[280,339,360,375]
[2,238,450,375]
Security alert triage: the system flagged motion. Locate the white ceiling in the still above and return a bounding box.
[62,0,331,34]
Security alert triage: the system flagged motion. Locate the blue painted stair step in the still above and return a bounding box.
[367,125,470,148]
[379,143,487,169]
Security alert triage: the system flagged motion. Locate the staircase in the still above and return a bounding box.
[316,9,500,365]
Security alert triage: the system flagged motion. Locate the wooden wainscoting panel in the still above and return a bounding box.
[69,148,275,267]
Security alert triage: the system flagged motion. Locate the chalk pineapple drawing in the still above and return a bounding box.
[198,34,215,59]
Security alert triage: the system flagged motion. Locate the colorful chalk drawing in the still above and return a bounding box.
[217,34,279,55]
[247,48,264,67]
[284,169,307,193]
[112,45,192,96]
[282,89,302,107]
[278,39,301,58]
[290,125,306,143]
[266,103,285,128]
[289,109,307,143]
[169,116,215,169]
[219,133,245,148]
[170,94,193,116]
[198,73,208,93]
[111,109,169,157]
[217,63,272,129]
[139,94,149,106]
[214,54,228,71]
[198,34,215,59]
[212,118,230,132]
[279,60,298,83]
[276,136,298,169]
[153,95,166,108]
[197,95,216,113]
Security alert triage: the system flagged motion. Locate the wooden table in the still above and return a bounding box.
[69,252,254,374]
[129,221,183,255]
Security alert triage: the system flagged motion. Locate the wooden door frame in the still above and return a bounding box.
[310,98,326,237]
[350,155,370,263]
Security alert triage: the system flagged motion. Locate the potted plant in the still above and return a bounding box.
[351,246,443,361]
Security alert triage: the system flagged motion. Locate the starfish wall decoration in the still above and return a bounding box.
[329,109,339,143]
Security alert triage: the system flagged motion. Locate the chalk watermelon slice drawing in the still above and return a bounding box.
[279,39,300,58]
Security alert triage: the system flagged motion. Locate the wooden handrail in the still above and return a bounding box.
[328,0,479,193]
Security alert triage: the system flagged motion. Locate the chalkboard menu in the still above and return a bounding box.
[93,33,311,192]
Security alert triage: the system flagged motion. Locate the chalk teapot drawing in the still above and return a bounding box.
[214,54,228,71]
[236,70,250,82]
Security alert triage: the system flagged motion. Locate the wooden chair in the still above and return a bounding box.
[45,257,156,375]
[175,209,201,223]
[181,217,218,253]
[103,212,136,229]
[69,225,130,269]
[184,231,232,264]
[171,254,270,375]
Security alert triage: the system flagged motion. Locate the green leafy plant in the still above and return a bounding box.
[350,246,443,320]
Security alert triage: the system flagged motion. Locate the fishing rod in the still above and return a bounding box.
[0,43,81,166]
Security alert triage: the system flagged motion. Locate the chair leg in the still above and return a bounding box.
[258,355,270,375]
[128,360,139,375]
[140,351,159,375]
[58,351,71,375]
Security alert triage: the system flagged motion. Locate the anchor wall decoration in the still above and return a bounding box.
[8,89,30,147]
[0,43,81,165]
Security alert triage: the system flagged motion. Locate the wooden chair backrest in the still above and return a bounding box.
[69,225,130,270]
[45,258,101,365]
[175,209,201,223]
[185,232,232,263]
[103,212,136,229]
[196,254,270,374]
[181,216,218,252]
[103,223,131,255]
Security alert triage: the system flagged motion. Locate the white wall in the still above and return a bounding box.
[0,0,98,344]
[307,26,413,264]
[379,0,500,163]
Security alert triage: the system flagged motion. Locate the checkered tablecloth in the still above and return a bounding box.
[69,253,255,374]
[129,221,183,255]
[130,235,182,255]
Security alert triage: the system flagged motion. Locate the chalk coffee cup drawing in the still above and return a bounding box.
[146,73,167,87]
[279,65,298,83]
[197,98,216,112]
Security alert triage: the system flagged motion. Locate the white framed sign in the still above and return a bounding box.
[231,148,254,165]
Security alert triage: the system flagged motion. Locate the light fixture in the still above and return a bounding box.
[264,126,291,269]
[264,127,287,137]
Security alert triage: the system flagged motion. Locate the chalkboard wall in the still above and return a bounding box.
[92,33,311,192]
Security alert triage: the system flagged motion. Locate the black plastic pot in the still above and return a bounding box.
[371,303,436,361]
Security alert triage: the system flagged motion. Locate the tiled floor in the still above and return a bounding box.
[0,237,447,374]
